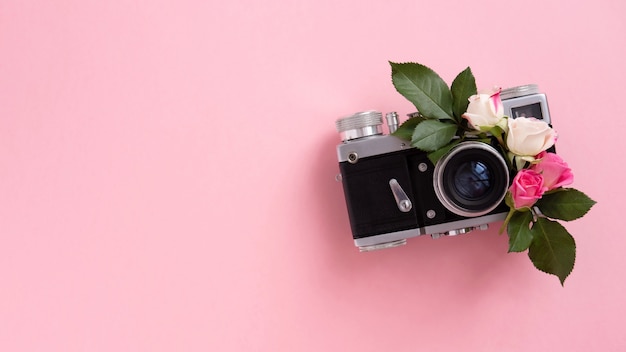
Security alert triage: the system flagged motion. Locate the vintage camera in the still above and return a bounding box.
[335,84,551,251]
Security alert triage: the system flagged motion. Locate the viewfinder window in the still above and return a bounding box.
[511,103,543,120]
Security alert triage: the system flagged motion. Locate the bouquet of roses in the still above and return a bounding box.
[390,62,596,284]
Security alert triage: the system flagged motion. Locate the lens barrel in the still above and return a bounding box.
[433,141,509,217]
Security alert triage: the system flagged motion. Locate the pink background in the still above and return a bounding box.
[1,0,625,351]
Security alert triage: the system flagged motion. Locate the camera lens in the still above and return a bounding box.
[453,161,492,199]
[433,142,509,217]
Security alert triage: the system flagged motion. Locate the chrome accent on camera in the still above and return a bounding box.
[347,152,359,164]
[431,223,491,239]
[358,239,407,252]
[354,228,423,249]
[389,179,412,212]
[501,84,539,99]
[446,227,473,236]
[431,224,489,239]
[336,134,407,163]
[335,111,383,142]
[386,112,399,133]
[423,212,506,237]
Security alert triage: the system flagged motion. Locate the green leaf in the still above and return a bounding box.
[486,124,505,141]
[507,211,534,252]
[451,67,477,122]
[536,188,597,221]
[411,120,457,152]
[528,218,576,285]
[390,62,454,120]
[391,116,424,141]
[427,139,460,165]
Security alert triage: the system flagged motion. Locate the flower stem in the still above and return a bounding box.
[499,208,517,234]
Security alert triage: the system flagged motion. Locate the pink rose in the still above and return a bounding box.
[509,169,545,209]
[532,151,574,191]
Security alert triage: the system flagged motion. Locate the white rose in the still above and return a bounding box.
[462,88,505,131]
[506,117,556,157]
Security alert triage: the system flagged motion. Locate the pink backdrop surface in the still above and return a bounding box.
[1,0,625,351]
